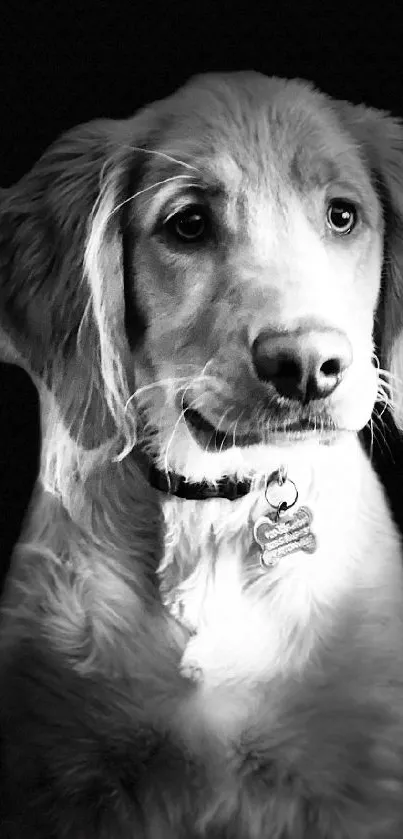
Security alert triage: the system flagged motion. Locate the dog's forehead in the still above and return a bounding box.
[148,73,372,200]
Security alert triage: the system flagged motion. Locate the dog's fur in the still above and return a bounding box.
[1,72,403,837]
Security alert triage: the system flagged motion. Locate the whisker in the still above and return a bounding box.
[163,392,206,476]
[212,407,230,452]
[231,418,239,450]
[376,387,392,414]
[116,145,201,174]
[108,174,196,219]
[125,374,196,411]
[377,376,397,394]
[215,410,232,454]
[373,355,403,388]
[368,417,375,461]
[371,409,393,460]
[128,366,219,413]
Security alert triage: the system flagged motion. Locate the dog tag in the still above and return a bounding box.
[253,506,316,568]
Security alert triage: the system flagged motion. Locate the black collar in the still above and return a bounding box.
[135,452,252,501]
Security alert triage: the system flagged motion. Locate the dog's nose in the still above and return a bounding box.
[252,328,352,402]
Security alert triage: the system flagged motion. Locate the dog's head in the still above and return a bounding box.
[2,72,403,482]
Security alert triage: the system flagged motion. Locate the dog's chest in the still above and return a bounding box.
[158,495,323,690]
[158,496,257,633]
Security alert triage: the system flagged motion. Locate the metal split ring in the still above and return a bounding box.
[264,467,298,513]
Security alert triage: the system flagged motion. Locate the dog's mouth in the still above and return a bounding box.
[184,405,252,448]
[183,402,338,449]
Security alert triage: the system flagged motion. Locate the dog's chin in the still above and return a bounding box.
[183,405,341,450]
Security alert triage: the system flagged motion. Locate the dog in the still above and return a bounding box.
[1,71,403,837]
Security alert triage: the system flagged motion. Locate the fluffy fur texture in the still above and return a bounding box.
[1,72,403,837]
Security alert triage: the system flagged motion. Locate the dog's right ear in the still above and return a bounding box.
[334,100,403,430]
[0,109,154,450]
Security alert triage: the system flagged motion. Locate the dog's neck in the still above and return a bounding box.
[157,432,401,687]
[158,435,354,615]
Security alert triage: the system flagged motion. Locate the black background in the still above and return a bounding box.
[2,2,403,185]
[1,1,403,572]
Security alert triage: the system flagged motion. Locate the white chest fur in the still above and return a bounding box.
[158,435,403,695]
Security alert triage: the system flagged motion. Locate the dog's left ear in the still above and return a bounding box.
[335,100,403,428]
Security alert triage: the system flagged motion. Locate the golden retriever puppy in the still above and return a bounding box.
[1,71,403,838]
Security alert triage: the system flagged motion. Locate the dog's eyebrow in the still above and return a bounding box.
[290,146,376,211]
[138,175,232,221]
[171,178,228,202]
[142,150,241,199]
[290,152,340,191]
[147,168,229,200]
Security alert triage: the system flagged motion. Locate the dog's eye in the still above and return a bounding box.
[164,206,210,244]
[326,199,358,235]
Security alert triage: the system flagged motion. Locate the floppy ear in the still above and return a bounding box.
[0,112,153,451]
[335,101,403,429]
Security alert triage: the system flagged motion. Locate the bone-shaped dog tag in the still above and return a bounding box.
[253,506,317,568]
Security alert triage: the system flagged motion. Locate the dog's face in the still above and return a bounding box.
[129,76,384,478]
[2,72,403,482]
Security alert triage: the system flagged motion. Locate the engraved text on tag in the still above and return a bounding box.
[253,506,317,568]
